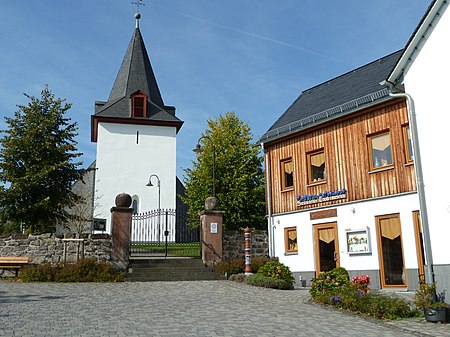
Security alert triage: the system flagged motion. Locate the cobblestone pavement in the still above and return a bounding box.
[1,280,449,337]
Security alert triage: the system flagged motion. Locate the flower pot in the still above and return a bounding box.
[424,308,447,323]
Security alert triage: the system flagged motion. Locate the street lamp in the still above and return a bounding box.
[193,136,216,197]
[146,174,161,243]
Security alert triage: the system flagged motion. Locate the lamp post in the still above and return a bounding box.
[193,136,216,197]
[146,174,161,243]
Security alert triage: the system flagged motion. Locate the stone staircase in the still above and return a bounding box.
[125,257,224,282]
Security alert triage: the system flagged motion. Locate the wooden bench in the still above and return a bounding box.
[0,256,29,277]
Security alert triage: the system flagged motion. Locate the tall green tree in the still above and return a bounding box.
[182,112,266,230]
[0,87,85,233]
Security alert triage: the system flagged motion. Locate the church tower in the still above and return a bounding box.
[91,13,183,233]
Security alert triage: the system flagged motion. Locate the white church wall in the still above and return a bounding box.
[94,121,177,233]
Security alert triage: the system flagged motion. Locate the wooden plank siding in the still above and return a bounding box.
[264,99,416,215]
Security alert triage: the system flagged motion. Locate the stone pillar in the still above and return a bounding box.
[110,193,133,268]
[200,197,224,265]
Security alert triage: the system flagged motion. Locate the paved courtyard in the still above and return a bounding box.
[1,280,449,337]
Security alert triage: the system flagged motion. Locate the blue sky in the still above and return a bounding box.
[0,1,430,179]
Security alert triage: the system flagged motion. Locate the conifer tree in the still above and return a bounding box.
[182,112,266,230]
[0,87,85,233]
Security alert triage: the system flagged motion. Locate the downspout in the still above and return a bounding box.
[263,146,275,257]
[382,83,435,284]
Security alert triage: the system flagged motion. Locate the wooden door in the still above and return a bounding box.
[376,214,407,288]
[314,222,339,276]
[413,211,426,283]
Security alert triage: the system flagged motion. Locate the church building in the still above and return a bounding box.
[91,13,183,233]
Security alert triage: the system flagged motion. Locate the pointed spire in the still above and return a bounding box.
[107,22,164,107]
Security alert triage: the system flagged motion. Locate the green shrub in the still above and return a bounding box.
[229,273,246,283]
[215,259,244,275]
[413,282,448,310]
[20,259,125,282]
[244,274,293,290]
[309,267,350,300]
[20,263,56,282]
[215,257,276,276]
[256,260,294,285]
[250,257,274,273]
[362,292,413,320]
[309,268,415,320]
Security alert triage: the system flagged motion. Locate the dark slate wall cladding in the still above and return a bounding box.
[222,230,269,260]
[0,233,112,265]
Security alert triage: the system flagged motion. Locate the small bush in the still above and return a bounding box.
[229,273,246,283]
[351,274,370,294]
[20,259,125,282]
[214,257,276,276]
[413,282,448,310]
[244,274,292,290]
[257,261,294,285]
[215,259,244,275]
[309,267,350,300]
[309,268,415,320]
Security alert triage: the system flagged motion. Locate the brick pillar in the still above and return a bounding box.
[200,197,224,265]
[110,193,133,268]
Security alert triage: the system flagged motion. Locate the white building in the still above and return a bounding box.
[385,0,450,292]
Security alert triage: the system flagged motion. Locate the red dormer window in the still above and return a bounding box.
[131,92,147,118]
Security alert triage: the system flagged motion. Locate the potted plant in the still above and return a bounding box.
[413,282,448,323]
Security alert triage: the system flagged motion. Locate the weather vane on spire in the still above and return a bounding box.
[131,0,145,28]
[132,0,145,12]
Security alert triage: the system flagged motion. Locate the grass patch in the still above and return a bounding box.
[131,242,200,257]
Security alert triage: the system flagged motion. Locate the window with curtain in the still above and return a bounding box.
[307,149,326,184]
[403,126,413,163]
[368,132,393,170]
[281,159,294,190]
[284,227,298,253]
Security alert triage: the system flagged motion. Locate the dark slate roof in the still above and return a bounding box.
[260,50,403,143]
[94,27,182,125]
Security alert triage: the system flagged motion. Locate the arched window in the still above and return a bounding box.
[131,196,139,214]
[131,91,147,118]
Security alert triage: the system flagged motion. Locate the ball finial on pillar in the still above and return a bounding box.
[205,196,219,211]
[115,193,132,208]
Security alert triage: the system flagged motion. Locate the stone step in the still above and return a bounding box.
[125,258,224,282]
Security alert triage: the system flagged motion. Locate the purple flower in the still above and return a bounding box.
[330,296,342,303]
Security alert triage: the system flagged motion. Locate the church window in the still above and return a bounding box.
[131,196,139,214]
[132,93,147,118]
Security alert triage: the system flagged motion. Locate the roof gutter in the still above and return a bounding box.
[262,145,275,257]
[381,80,435,284]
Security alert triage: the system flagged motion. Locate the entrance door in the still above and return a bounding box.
[314,222,339,276]
[413,211,426,283]
[376,214,407,288]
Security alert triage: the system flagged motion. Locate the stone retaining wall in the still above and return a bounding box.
[0,233,112,265]
[222,230,268,260]
[1,230,267,265]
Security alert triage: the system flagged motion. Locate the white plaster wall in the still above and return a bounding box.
[94,122,177,233]
[403,2,450,265]
[273,193,420,274]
